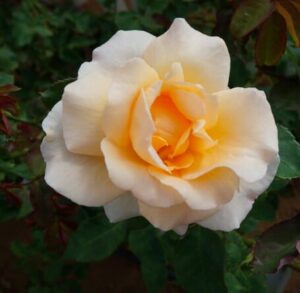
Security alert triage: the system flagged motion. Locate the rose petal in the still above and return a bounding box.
[138,201,215,231]
[104,192,139,222]
[102,58,159,146]
[183,88,278,183]
[199,155,279,231]
[164,62,184,82]
[62,71,110,156]
[212,87,278,153]
[143,18,230,92]
[149,166,238,210]
[101,138,183,207]
[130,88,168,171]
[41,102,122,206]
[79,30,155,78]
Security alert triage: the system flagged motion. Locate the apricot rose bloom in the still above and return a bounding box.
[41,19,279,234]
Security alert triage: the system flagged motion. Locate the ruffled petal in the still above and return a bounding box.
[138,201,215,231]
[41,102,122,206]
[101,138,183,207]
[183,88,278,183]
[149,166,238,210]
[199,155,279,231]
[130,88,168,171]
[78,30,155,78]
[62,71,110,156]
[102,58,159,146]
[143,18,230,92]
[93,30,155,75]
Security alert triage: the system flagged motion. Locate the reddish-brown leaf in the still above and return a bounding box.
[256,12,287,66]
[230,0,274,38]
[275,0,300,47]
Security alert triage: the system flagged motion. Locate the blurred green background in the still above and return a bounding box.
[0,0,300,292]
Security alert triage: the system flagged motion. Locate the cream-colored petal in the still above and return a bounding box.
[173,225,188,235]
[139,201,215,231]
[149,166,238,210]
[164,62,184,82]
[130,89,168,171]
[143,18,230,92]
[41,102,122,206]
[62,71,110,156]
[199,154,279,231]
[90,30,155,77]
[101,138,183,207]
[169,85,205,121]
[183,88,278,182]
[212,87,278,153]
[104,192,139,222]
[102,58,159,146]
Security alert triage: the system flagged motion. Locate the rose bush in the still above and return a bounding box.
[41,18,279,234]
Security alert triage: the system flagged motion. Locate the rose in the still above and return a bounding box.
[41,18,279,234]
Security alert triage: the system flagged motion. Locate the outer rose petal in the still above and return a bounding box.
[62,71,110,156]
[199,155,279,231]
[104,193,139,222]
[183,88,278,183]
[102,58,159,146]
[149,167,238,210]
[213,87,278,152]
[41,102,122,206]
[77,30,155,78]
[138,201,216,231]
[101,138,183,207]
[143,18,230,92]
[93,30,155,75]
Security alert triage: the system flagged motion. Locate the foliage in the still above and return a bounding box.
[0,0,300,292]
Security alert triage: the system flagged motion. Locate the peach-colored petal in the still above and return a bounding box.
[149,166,238,210]
[41,102,122,206]
[151,94,190,146]
[143,18,230,92]
[212,87,278,153]
[138,201,215,231]
[62,71,110,156]
[83,30,155,77]
[183,88,278,182]
[130,89,168,171]
[101,138,184,207]
[102,58,159,147]
[199,155,279,231]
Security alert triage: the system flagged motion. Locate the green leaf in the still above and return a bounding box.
[41,78,75,109]
[230,0,274,38]
[240,193,277,233]
[17,187,33,219]
[0,47,18,72]
[225,232,249,270]
[277,125,300,179]
[0,72,14,86]
[225,271,267,293]
[137,0,170,13]
[115,12,142,30]
[0,160,32,180]
[128,226,167,293]
[254,214,300,273]
[229,57,252,87]
[64,214,127,262]
[256,12,287,66]
[172,226,226,293]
